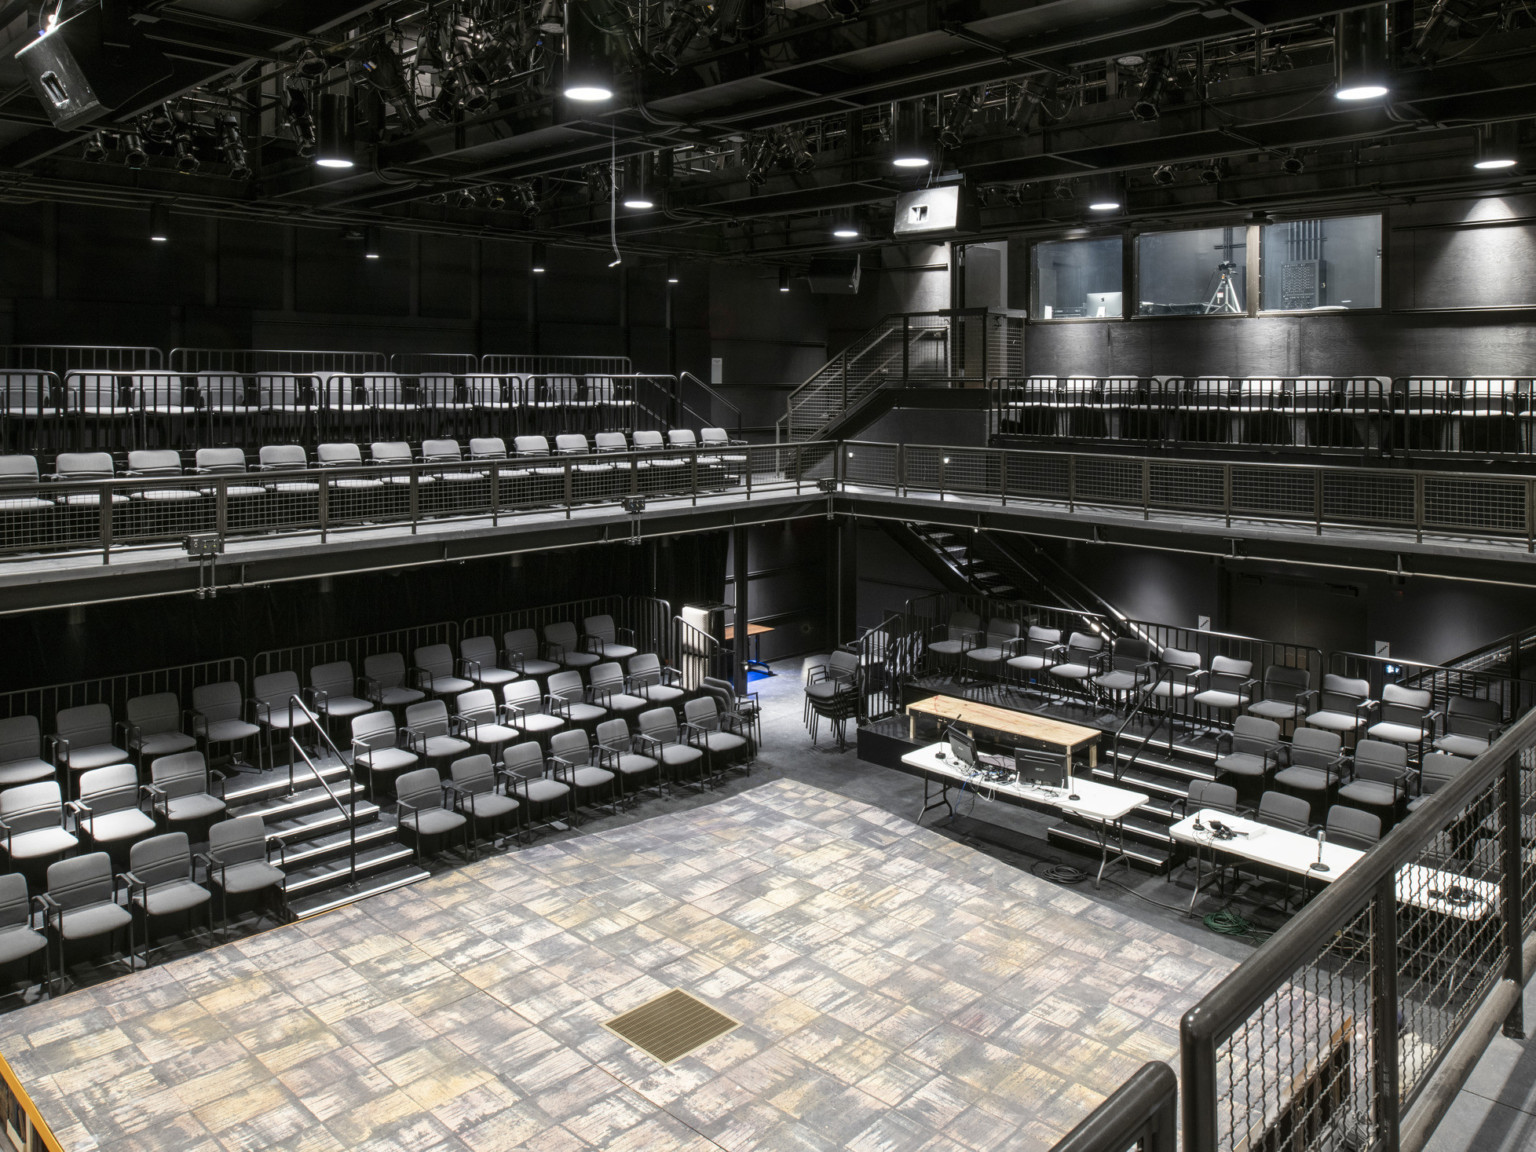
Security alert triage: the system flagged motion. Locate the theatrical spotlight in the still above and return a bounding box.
[1281,152,1305,175]
[776,128,814,174]
[584,163,612,203]
[939,89,978,149]
[173,123,199,175]
[745,136,774,186]
[296,48,328,79]
[1151,164,1175,186]
[655,2,704,73]
[219,115,251,180]
[1052,179,1074,201]
[285,84,317,157]
[352,36,422,127]
[1412,0,1481,65]
[1199,159,1223,184]
[512,182,540,217]
[144,104,175,142]
[122,132,147,170]
[81,132,107,162]
[1013,76,1049,134]
[1132,53,1171,122]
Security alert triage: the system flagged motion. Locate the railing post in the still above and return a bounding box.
[490,461,500,526]
[1501,753,1527,1037]
[938,452,946,501]
[1181,1019,1218,1152]
[898,444,907,496]
[564,458,574,517]
[1527,478,1534,553]
[903,317,910,383]
[99,482,112,564]
[1142,458,1151,520]
[318,472,329,543]
[998,448,1007,507]
[1372,875,1402,1152]
[1068,454,1077,513]
[408,467,419,534]
[1314,470,1324,536]
[215,477,228,547]
[1223,462,1232,528]
[1414,472,1425,545]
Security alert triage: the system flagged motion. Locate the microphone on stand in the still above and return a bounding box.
[1309,828,1330,873]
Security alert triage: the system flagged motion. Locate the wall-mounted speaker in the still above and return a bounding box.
[15,4,173,130]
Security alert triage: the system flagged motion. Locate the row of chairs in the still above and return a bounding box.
[999,375,1531,412]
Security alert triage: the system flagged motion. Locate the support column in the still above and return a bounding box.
[732,526,750,693]
[837,516,857,645]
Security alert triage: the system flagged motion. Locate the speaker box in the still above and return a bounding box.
[16,5,173,130]
[806,254,861,294]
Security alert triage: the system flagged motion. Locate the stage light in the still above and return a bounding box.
[353,37,422,127]
[364,226,382,259]
[1052,179,1074,201]
[655,2,704,73]
[122,132,146,169]
[776,128,813,174]
[831,212,861,239]
[667,257,679,283]
[1199,159,1223,184]
[1281,152,1305,175]
[621,160,654,209]
[1475,121,1519,170]
[219,115,251,180]
[512,182,540,217]
[81,131,107,162]
[531,242,547,273]
[314,95,356,168]
[173,125,199,175]
[563,2,614,101]
[1412,0,1480,65]
[285,84,316,157]
[483,185,508,210]
[778,267,791,292]
[584,163,612,202]
[1335,6,1390,101]
[296,48,328,79]
[892,100,933,168]
[1132,53,1170,122]
[144,104,174,142]
[939,89,978,149]
[1151,164,1175,186]
[1086,173,1121,212]
[149,202,170,242]
[1013,76,1049,134]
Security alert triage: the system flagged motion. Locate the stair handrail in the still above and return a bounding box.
[674,614,723,690]
[1108,675,1178,783]
[678,371,742,431]
[284,694,358,888]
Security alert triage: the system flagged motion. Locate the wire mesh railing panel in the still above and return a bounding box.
[1213,901,1377,1152]
[842,443,898,489]
[1074,456,1143,508]
[899,445,944,491]
[1422,476,1527,536]
[1322,471,1416,527]
[254,622,459,682]
[1149,461,1225,512]
[1231,466,1317,521]
[1003,452,1071,500]
[941,448,997,496]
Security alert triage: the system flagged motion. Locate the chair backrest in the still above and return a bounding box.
[460,636,499,670]
[701,427,730,446]
[0,781,62,834]
[555,434,590,456]
[195,447,248,474]
[800,655,830,686]
[503,679,546,712]
[1445,695,1502,736]
[984,619,1021,647]
[544,621,579,651]
[550,729,592,765]
[701,676,737,706]
[638,707,681,743]
[456,688,499,723]
[129,832,192,889]
[192,681,243,722]
[370,441,413,466]
[595,718,632,750]
[1064,632,1105,659]
[0,456,40,486]
[56,452,115,481]
[421,439,464,463]
[1025,626,1061,653]
[54,702,112,745]
[253,670,300,706]
[1161,648,1202,676]
[469,437,508,460]
[1231,716,1280,753]
[258,444,307,470]
[363,652,409,688]
[589,662,624,693]
[1419,752,1470,795]
[126,692,180,736]
[1381,683,1430,711]
[584,614,618,642]
[414,644,455,678]
[1263,664,1311,701]
[1208,656,1253,689]
[629,652,664,683]
[395,767,445,811]
[1257,791,1311,833]
[1318,674,1369,711]
[1352,739,1407,781]
[450,754,496,794]
[504,628,539,659]
[595,432,628,453]
[78,763,140,814]
[208,813,270,865]
[0,873,30,931]
[46,852,114,912]
[150,751,208,798]
[547,671,584,700]
[669,428,699,448]
[1109,638,1152,671]
[310,661,355,699]
[1291,726,1343,767]
[501,741,545,778]
[515,435,551,457]
[127,449,184,477]
[632,429,665,450]
[684,696,722,732]
[404,700,449,735]
[1187,779,1238,815]
[0,715,40,764]
[316,442,363,467]
[828,650,861,679]
[1326,805,1381,850]
[946,611,982,641]
[351,710,399,751]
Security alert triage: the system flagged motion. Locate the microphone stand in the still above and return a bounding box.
[1309,828,1330,873]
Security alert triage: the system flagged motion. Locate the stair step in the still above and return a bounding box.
[242,795,380,842]
[224,761,352,806]
[1094,765,1200,803]
[1113,728,1220,763]
[287,864,430,920]
[281,820,400,869]
[1047,823,1170,870]
[1108,747,1219,782]
[283,842,419,897]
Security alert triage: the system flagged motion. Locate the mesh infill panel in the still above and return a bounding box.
[1423,477,1526,535]
[1150,461,1224,511]
[1003,453,1070,500]
[1074,456,1142,507]
[1231,467,1316,520]
[1323,472,1415,526]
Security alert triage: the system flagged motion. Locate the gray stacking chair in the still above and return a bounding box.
[402,700,471,764]
[39,852,132,994]
[1337,739,1410,828]
[1150,649,1203,706]
[548,730,619,819]
[395,767,468,863]
[503,628,561,680]
[1181,779,1239,818]
[927,611,982,673]
[1365,684,1435,755]
[546,670,609,731]
[587,663,647,724]
[1274,727,1347,821]
[0,716,57,788]
[350,711,419,799]
[361,652,427,710]
[501,679,567,746]
[1046,632,1108,701]
[1257,790,1313,833]
[0,873,46,979]
[123,832,212,967]
[805,650,860,705]
[595,718,662,806]
[544,620,600,672]
[1325,805,1381,851]
[412,643,475,699]
[583,614,638,661]
[124,692,196,764]
[500,741,572,833]
[190,681,259,768]
[50,702,129,779]
[964,619,1021,686]
[1247,665,1311,726]
[628,653,685,707]
[1092,638,1156,706]
[454,689,520,760]
[1303,674,1373,738]
[308,661,372,729]
[251,670,315,772]
[0,781,77,869]
[683,696,751,781]
[72,764,155,854]
[315,442,386,489]
[1409,753,1470,812]
[256,444,320,492]
[1192,656,1255,723]
[701,676,761,749]
[1214,716,1283,794]
[1434,697,1503,758]
[145,751,226,830]
[1004,626,1061,695]
[459,635,520,691]
[447,754,520,854]
[201,814,286,937]
[637,706,706,791]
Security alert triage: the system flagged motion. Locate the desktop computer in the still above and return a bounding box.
[1014,749,1065,789]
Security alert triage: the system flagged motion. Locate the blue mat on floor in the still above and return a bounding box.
[747,669,774,681]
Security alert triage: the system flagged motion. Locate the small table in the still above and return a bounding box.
[724,623,774,674]
[905,694,1101,778]
[901,742,1147,888]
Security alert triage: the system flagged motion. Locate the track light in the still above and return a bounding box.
[173,126,199,175]
[219,115,251,180]
[1151,164,1175,186]
[1052,179,1074,201]
[892,100,933,168]
[776,128,813,174]
[563,2,614,101]
[315,95,356,169]
[364,226,382,259]
[1086,173,1121,212]
[122,132,147,170]
[1335,6,1390,101]
[584,163,612,203]
[1199,159,1223,185]
[512,182,540,217]
[483,185,508,210]
[1281,152,1305,175]
[1003,183,1028,206]
[667,257,680,284]
[456,187,482,210]
[939,89,978,149]
[455,69,490,114]
[531,242,547,274]
[1132,53,1171,122]
[745,136,774,186]
[296,48,328,79]
[778,267,791,293]
[1475,121,1519,170]
[144,105,175,142]
[149,203,170,243]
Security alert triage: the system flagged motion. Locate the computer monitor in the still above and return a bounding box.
[1085,291,1122,318]
[1014,748,1065,789]
[947,727,977,769]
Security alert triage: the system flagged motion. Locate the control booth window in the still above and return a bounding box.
[1135,226,1248,316]
[1260,214,1382,311]
[1030,237,1122,320]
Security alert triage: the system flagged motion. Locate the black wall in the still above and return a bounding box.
[723,520,836,663]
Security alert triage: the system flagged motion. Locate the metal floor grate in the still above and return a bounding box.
[601,989,741,1064]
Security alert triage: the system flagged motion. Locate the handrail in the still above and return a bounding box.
[283,694,358,888]
[1109,676,1178,783]
[674,614,723,690]
[1051,1061,1178,1152]
[679,370,742,430]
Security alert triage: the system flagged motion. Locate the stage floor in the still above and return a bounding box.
[0,780,1235,1152]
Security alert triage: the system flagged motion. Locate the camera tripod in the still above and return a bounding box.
[1203,261,1244,314]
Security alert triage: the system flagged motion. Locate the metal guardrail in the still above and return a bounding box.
[1050,1061,1179,1152]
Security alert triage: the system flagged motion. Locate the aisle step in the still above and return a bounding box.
[283,842,418,897]
[287,864,430,920]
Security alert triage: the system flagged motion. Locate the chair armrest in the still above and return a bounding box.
[47,734,69,766]
[589,685,613,706]
[411,668,433,691]
[447,716,470,738]
[461,658,482,681]
[503,650,527,673]
[633,733,664,757]
[547,754,576,782]
[720,712,749,735]
[544,695,571,718]
[504,703,528,726]
[400,729,427,755]
[359,675,382,702]
[188,710,208,739]
[1215,733,1233,756]
[680,721,708,746]
[266,837,286,866]
[1296,689,1319,711]
[661,666,682,686]
[249,697,272,724]
[545,640,567,662]
[396,798,420,827]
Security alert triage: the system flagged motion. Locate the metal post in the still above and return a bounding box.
[903,316,910,384]
[215,477,228,546]
[1414,473,1425,545]
[318,472,329,543]
[564,458,573,517]
[1069,454,1077,513]
[1142,458,1151,520]
[490,461,500,526]
[732,526,750,694]
[408,467,419,534]
[1223,462,1232,528]
[99,482,112,563]
[1315,471,1324,536]
[1372,876,1402,1152]
[1501,756,1527,1038]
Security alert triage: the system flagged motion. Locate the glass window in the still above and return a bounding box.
[1030,237,1122,319]
[1135,226,1248,316]
[1260,214,1381,311]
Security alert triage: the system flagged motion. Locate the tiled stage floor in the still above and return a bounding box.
[0,779,1235,1152]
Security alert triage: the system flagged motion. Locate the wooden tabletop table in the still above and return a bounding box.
[905,693,1102,769]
